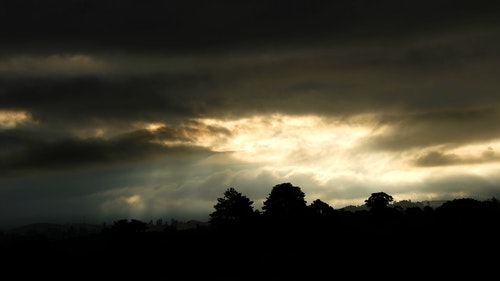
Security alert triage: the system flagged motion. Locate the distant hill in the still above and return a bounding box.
[339,199,447,212]
[6,222,104,239]
[3,219,210,239]
[2,200,448,237]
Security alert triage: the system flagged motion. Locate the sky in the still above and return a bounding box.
[1,0,500,229]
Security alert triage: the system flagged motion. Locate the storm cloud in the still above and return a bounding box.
[1,0,500,229]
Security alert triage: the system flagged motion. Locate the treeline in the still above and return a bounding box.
[208,182,500,227]
[2,182,500,278]
[3,181,500,237]
[98,182,500,233]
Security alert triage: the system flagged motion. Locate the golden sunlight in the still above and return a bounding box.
[193,114,378,184]
[138,113,500,207]
[142,122,165,132]
[0,110,33,128]
[126,194,142,204]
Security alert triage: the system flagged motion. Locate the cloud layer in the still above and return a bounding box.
[1,0,500,228]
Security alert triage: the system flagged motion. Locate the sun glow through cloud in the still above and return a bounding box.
[16,111,496,219]
[196,114,372,152]
[148,113,500,208]
[190,114,383,184]
[0,110,34,128]
[126,194,142,204]
[2,0,500,234]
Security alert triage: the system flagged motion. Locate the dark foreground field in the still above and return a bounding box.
[2,209,498,280]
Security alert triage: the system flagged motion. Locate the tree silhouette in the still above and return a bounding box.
[109,219,148,233]
[365,192,394,213]
[309,199,335,217]
[262,182,307,220]
[209,187,257,227]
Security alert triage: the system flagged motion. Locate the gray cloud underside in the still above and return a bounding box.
[2,39,500,173]
[1,1,499,130]
[2,26,500,123]
[0,127,216,175]
[360,108,500,152]
[413,149,500,167]
[2,26,500,158]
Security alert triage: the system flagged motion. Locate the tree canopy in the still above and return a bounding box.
[365,191,394,213]
[262,182,308,220]
[209,187,256,227]
[309,199,335,217]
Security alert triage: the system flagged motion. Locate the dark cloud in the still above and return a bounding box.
[1,0,499,55]
[1,16,500,127]
[413,148,499,167]
[415,173,500,201]
[1,0,500,228]
[360,108,500,152]
[0,127,214,175]
[413,151,461,167]
[0,75,210,126]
